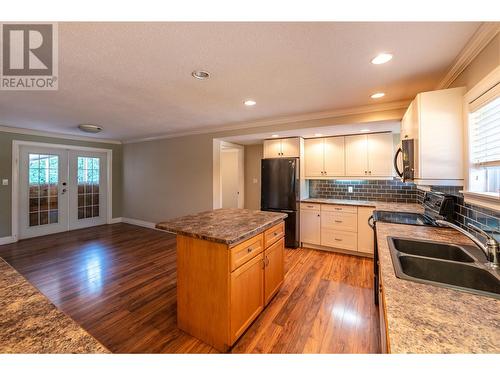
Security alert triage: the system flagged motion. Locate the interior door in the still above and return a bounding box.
[324,136,345,176]
[19,146,69,239]
[304,138,324,177]
[345,135,368,176]
[68,150,108,230]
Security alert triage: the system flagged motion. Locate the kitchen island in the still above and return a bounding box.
[156,208,287,351]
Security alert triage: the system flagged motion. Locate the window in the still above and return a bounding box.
[465,68,500,209]
[469,95,500,196]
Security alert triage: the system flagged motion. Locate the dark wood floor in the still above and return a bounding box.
[0,223,380,353]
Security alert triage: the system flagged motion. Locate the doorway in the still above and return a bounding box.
[14,142,111,240]
[213,140,244,209]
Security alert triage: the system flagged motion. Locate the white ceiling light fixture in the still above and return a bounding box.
[371,53,393,65]
[370,92,385,99]
[78,124,103,133]
[244,100,256,106]
[191,70,211,80]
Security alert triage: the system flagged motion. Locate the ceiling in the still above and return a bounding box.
[0,22,481,141]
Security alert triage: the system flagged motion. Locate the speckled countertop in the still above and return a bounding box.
[301,198,423,213]
[0,259,109,354]
[156,208,287,246]
[377,223,500,353]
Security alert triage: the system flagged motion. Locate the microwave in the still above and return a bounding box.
[394,139,414,182]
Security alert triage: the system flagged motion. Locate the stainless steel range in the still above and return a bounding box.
[369,191,456,305]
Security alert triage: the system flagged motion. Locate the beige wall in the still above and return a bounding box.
[244,144,263,210]
[221,150,239,208]
[0,131,123,238]
[450,33,500,90]
[121,107,405,223]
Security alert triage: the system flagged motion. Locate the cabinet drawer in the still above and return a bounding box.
[321,211,357,232]
[300,202,321,211]
[321,204,357,214]
[264,222,285,248]
[321,228,357,251]
[230,234,264,272]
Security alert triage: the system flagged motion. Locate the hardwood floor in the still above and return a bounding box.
[0,223,380,353]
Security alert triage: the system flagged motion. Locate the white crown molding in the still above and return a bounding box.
[436,22,500,90]
[0,124,122,144]
[123,99,410,144]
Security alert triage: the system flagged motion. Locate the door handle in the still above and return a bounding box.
[394,147,403,178]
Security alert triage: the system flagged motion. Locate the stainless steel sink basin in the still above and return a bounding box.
[388,237,500,299]
[391,238,475,262]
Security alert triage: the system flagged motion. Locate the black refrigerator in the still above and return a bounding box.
[261,158,300,248]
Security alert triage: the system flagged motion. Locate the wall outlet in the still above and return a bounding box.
[253,178,258,184]
[2,179,8,186]
[348,186,353,193]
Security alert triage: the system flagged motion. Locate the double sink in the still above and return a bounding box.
[388,238,500,299]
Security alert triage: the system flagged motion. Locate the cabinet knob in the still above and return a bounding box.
[369,171,372,174]
[364,171,367,174]
[317,214,320,217]
[247,247,253,253]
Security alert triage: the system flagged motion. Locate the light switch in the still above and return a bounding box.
[348,186,353,193]
[2,179,8,186]
[252,178,258,184]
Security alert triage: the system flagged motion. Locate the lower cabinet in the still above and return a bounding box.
[300,202,374,257]
[230,252,265,343]
[264,237,285,305]
[176,220,285,352]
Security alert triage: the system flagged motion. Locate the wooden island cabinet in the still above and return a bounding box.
[157,209,286,352]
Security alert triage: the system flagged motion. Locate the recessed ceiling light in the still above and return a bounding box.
[371,53,393,65]
[314,133,323,137]
[191,70,210,80]
[371,92,385,99]
[244,100,256,106]
[271,134,279,138]
[360,129,370,133]
[78,124,102,133]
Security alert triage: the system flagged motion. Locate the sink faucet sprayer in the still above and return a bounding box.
[435,220,499,269]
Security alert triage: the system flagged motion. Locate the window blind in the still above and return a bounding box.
[470,95,500,167]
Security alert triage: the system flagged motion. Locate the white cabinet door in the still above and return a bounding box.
[357,206,374,254]
[304,138,325,177]
[367,133,393,177]
[300,209,321,245]
[345,135,368,176]
[281,138,300,158]
[263,139,282,158]
[324,137,345,176]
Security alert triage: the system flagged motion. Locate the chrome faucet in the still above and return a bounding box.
[436,220,499,269]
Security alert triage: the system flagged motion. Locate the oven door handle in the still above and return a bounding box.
[393,147,403,178]
[368,215,375,229]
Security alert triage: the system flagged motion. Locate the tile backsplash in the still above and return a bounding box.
[417,185,500,239]
[309,179,418,203]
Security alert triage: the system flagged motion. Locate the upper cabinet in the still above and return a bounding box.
[304,137,345,177]
[263,138,300,158]
[401,87,465,184]
[345,133,393,177]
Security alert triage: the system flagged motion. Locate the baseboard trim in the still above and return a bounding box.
[121,217,160,230]
[0,236,17,245]
[109,217,123,224]
[301,242,373,258]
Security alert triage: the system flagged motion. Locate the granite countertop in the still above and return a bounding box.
[301,198,423,213]
[156,208,287,246]
[0,259,109,354]
[376,223,500,353]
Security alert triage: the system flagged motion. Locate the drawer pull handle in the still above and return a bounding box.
[334,238,342,241]
[334,208,342,211]
[307,205,314,208]
[273,232,278,236]
[334,220,342,223]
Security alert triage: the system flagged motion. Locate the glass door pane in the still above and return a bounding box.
[28,153,59,227]
[77,156,100,219]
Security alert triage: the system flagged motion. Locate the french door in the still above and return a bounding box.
[18,145,108,239]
